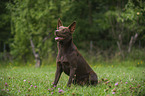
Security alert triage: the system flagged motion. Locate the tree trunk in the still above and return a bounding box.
[90,41,93,54]
[128,33,138,53]
[117,41,124,59]
[30,38,41,67]
[117,34,124,59]
[35,53,41,68]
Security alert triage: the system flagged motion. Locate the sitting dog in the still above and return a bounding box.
[53,19,98,87]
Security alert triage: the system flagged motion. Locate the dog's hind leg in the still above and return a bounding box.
[89,72,98,85]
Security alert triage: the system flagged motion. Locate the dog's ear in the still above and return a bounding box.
[57,18,63,30]
[68,21,76,33]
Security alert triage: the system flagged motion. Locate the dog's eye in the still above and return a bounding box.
[62,29,67,32]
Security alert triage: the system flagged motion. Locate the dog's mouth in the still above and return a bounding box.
[55,37,65,41]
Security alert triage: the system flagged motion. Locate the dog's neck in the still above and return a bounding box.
[58,38,72,48]
[58,39,75,53]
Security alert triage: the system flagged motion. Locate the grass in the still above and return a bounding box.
[0,62,145,96]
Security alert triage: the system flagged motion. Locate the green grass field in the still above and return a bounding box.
[0,62,145,96]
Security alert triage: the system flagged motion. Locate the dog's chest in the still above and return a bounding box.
[58,55,70,75]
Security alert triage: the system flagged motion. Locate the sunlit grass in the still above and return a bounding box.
[0,63,145,96]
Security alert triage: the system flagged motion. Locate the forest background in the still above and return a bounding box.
[0,0,145,67]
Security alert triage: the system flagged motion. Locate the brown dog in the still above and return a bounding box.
[53,19,98,87]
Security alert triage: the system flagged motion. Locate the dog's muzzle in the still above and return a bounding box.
[54,30,64,41]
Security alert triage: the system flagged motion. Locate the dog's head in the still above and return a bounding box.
[54,19,76,42]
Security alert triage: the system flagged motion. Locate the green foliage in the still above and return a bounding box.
[61,0,145,51]
[0,0,144,63]
[0,64,145,95]
[0,0,11,52]
[7,0,59,60]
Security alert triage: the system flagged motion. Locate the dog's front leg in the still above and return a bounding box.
[67,67,76,87]
[53,62,62,86]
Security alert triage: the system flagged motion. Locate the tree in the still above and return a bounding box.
[4,0,145,64]
[104,0,145,58]
[8,0,59,66]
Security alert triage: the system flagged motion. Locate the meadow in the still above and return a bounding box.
[0,61,145,96]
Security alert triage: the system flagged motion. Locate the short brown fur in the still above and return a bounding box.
[53,19,98,87]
